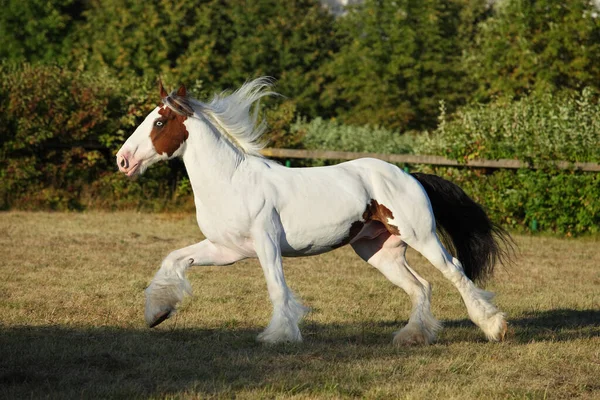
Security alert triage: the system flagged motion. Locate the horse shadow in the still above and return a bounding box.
[1,308,597,398]
[0,321,398,399]
[442,308,600,343]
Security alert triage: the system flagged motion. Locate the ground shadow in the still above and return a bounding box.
[509,308,600,342]
[1,309,597,398]
[442,308,600,343]
[0,321,404,399]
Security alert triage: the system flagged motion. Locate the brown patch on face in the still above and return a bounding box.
[332,221,364,249]
[150,106,189,157]
[363,199,400,236]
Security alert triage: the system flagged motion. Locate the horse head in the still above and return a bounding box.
[116,80,193,177]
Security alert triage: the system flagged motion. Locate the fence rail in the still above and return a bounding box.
[260,148,600,172]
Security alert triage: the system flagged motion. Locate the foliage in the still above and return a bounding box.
[464,0,600,100]
[264,101,301,149]
[321,0,470,130]
[421,167,600,236]
[415,89,600,235]
[0,63,297,211]
[72,0,337,118]
[0,0,84,64]
[292,117,415,155]
[417,88,600,164]
[0,64,162,210]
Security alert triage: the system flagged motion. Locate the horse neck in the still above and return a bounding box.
[181,116,245,199]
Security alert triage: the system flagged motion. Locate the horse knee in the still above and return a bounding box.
[161,252,194,277]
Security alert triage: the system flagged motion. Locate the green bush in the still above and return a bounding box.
[415,90,600,235]
[421,168,600,236]
[293,117,415,153]
[463,0,600,100]
[0,63,179,210]
[0,63,298,211]
[417,89,600,164]
[0,0,84,64]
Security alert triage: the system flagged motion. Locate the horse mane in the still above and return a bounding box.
[166,77,275,157]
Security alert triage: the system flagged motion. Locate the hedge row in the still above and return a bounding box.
[1,64,599,235]
[416,167,600,236]
[0,64,189,211]
[414,90,600,235]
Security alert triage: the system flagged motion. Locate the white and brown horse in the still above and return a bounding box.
[116,78,512,345]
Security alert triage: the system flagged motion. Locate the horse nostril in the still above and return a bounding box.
[118,155,129,170]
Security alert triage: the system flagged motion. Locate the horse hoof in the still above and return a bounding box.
[499,320,508,342]
[149,310,172,328]
[393,326,435,346]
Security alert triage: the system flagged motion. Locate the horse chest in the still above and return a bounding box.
[194,202,254,250]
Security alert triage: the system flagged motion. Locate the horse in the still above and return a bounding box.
[116,78,512,345]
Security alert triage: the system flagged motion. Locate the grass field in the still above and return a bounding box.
[1,212,599,399]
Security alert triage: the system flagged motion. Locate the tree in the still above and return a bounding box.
[464,0,600,99]
[72,0,337,118]
[0,0,84,64]
[321,0,470,130]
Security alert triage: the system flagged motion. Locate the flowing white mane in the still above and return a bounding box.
[188,77,275,157]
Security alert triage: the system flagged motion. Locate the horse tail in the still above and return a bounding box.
[411,172,514,283]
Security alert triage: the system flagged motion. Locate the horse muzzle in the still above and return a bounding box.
[116,151,141,177]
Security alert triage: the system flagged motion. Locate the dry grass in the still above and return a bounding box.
[1,212,599,399]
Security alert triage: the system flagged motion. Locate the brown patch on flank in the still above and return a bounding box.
[332,221,364,249]
[332,199,400,249]
[363,199,400,236]
[150,106,189,157]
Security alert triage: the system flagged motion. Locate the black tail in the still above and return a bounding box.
[411,172,514,283]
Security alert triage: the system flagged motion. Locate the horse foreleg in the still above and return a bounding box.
[145,239,245,328]
[252,210,308,344]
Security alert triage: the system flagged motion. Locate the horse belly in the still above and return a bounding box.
[278,196,369,257]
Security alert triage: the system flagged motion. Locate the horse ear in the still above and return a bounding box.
[176,84,187,98]
[158,78,168,99]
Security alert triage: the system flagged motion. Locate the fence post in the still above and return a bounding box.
[530,219,539,232]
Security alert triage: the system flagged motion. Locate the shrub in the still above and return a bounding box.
[463,0,600,100]
[0,63,162,210]
[292,117,415,153]
[417,89,600,164]
[420,167,600,236]
[0,0,84,64]
[415,90,600,235]
[0,63,300,211]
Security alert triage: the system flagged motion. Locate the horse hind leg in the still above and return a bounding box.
[371,175,507,342]
[351,232,441,345]
[405,233,507,342]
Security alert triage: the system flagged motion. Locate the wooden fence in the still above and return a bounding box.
[260,148,600,172]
